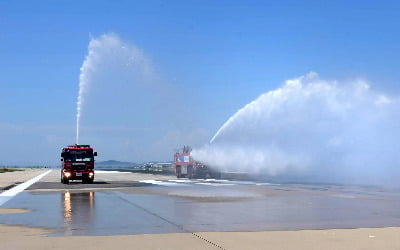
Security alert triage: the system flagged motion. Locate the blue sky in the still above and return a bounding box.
[1,0,400,165]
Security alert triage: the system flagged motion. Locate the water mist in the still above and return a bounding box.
[73,33,190,162]
[192,73,400,185]
[75,33,153,145]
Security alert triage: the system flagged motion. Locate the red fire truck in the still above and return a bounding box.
[60,144,97,184]
[173,146,221,179]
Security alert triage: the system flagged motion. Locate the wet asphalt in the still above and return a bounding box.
[1,170,400,236]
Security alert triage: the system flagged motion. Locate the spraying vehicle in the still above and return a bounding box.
[60,144,97,184]
[173,146,221,179]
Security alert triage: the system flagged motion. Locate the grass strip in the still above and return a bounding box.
[0,168,25,174]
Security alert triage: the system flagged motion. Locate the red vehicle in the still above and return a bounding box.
[60,144,97,184]
[173,146,220,179]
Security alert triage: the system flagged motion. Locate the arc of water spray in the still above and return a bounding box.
[210,108,246,144]
[195,72,400,185]
[210,73,315,144]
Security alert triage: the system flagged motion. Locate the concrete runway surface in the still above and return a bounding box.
[1,169,400,236]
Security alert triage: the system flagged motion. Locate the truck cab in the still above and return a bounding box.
[60,144,97,184]
[174,146,221,179]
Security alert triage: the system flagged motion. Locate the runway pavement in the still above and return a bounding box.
[1,169,400,238]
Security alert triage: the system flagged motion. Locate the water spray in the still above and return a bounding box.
[76,38,95,145]
[193,73,400,185]
[75,33,153,145]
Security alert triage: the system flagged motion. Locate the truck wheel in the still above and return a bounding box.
[83,178,93,184]
[187,166,193,179]
[62,177,69,184]
[189,171,196,179]
[176,166,181,178]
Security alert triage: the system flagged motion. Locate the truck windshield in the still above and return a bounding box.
[64,149,93,162]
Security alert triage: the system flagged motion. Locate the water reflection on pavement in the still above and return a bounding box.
[1,180,400,236]
[63,192,95,236]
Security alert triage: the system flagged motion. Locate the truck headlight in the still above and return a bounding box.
[64,172,71,177]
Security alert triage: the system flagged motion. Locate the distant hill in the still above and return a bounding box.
[96,160,139,167]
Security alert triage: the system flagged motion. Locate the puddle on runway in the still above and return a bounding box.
[1,184,400,236]
[62,192,95,236]
[166,186,261,201]
[0,190,186,236]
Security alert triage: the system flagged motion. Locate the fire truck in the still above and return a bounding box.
[60,144,97,184]
[173,146,221,179]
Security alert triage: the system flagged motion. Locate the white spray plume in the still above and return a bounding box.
[193,73,400,185]
[74,33,195,162]
[76,33,153,144]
